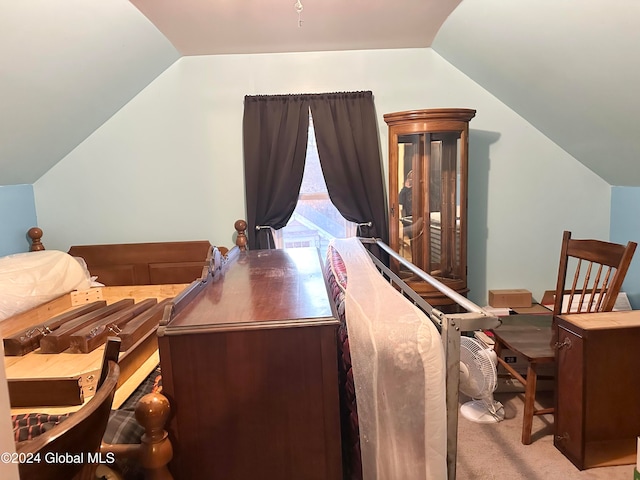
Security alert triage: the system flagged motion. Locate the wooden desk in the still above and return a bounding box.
[158,248,342,480]
[555,310,640,469]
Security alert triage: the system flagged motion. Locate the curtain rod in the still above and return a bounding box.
[245,91,373,100]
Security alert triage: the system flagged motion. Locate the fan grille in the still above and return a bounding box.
[459,336,497,399]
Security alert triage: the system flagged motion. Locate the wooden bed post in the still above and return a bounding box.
[27,227,44,251]
[234,219,247,251]
[100,391,174,479]
[135,392,174,479]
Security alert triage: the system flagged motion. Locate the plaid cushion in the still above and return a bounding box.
[12,412,72,443]
[104,365,162,445]
[13,366,163,480]
[102,365,162,480]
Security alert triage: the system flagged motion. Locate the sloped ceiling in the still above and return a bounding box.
[433,0,640,187]
[1,0,639,186]
[0,0,180,186]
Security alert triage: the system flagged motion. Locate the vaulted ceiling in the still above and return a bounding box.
[2,0,639,186]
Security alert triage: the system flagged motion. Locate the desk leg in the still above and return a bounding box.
[522,362,538,445]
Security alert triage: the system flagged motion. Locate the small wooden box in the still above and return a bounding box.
[488,289,532,308]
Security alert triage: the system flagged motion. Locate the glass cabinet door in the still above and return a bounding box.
[385,109,475,306]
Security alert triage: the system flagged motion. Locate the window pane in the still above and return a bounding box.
[279,113,355,255]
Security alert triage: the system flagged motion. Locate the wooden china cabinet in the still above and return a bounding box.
[384,108,476,307]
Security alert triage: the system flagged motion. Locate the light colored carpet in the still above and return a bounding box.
[456,392,636,480]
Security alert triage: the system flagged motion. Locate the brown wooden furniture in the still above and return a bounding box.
[554,311,640,469]
[158,247,342,480]
[100,390,174,480]
[9,223,248,478]
[67,240,214,286]
[27,222,245,287]
[27,227,44,251]
[492,230,636,444]
[384,108,476,307]
[2,285,184,410]
[15,337,121,480]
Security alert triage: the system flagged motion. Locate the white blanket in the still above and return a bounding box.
[329,238,447,480]
[0,250,92,321]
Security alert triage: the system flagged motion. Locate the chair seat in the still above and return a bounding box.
[492,314,555,362]
[491,314,556,445]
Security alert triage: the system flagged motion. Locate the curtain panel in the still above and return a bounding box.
[243,91,388,251]
[243,95,310,250]
[308,91,388,245]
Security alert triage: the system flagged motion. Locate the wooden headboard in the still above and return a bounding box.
[67,241,213,286]
[27,220,248,287]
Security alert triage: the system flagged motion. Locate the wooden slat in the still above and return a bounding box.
[5,284,188,412]
[119,299,170,351]
[39,299,134,354]
[95,284,188,304]
[0,294,74,339]
[4,301,107,356]
[68,299,157,354]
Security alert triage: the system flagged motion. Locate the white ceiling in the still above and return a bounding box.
[2,0,640,186]
[129,0,461,55]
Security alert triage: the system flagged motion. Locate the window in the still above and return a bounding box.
[273,113,355,255]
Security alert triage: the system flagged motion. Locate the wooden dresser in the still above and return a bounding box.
[554,310,640,470]
[158,248,342,480]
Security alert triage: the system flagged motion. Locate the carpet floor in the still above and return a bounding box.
[456,391,636,480]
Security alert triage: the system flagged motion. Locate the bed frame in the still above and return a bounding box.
[6,221,249,479]
[359,238,501,480]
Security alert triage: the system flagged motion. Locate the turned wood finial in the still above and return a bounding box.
[135,392,174,477]
[28,227,45,251]
[235,219,247,251]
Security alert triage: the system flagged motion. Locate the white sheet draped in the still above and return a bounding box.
[0,250,92,321]
[329,238,447,480]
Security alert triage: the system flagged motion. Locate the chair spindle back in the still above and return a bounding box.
[553,231,637,315]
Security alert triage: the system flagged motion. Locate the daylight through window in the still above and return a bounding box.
[273,112,356,255]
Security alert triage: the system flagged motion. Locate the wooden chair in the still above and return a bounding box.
[491,231,636,444]
[16,338,121,480]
